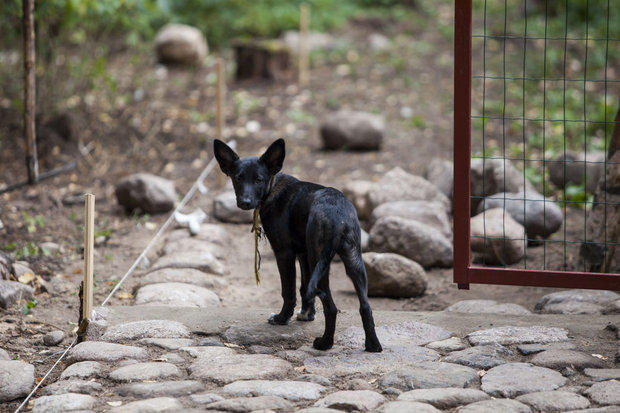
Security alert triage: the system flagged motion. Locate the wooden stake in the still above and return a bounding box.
[23,0,38,184]
[216,58,226,187]
[299,3,310,88]
[82,194,95,323]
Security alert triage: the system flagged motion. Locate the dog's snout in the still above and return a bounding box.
[238,198,253,210]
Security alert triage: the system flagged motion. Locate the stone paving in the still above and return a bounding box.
[1,224,619,412]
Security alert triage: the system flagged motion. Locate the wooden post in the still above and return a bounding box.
[23,0,38,184]
[299,3,310,87]
[216,59,225,187]
[82,194,95,324]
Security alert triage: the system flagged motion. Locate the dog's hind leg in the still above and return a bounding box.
[312,274,337,351]
[296,253,316,321]
[268,252,297,325]
[341,249,383,353]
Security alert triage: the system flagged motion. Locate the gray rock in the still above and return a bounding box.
[380,401,442,413]
[535,289,620,314]
[563,408,620,413]
[223,380,326,401]
[369,216,453,268]
[166,223,230,245]
[0,251,14,280]
[115,173,176,214]
[223,323,307,349]
[162,235,225,260]
[12,262,33,278]
[584,368,620,382]
[467,325,569,346]
[477,190,563,239]
[0,360,34,402]
[481,363,567,398]
[154,24,208,65]
[602,299,620,314]
[425,158,454,200]
[108,362,181,382]
[116,380,204,397]
[584,380,620,405]
[531,349,607,371]
[297,408,343,413]
[43,330,65,346]
[190,392,224,404]
[213,190,254,223]
[342,180,375,220]
[32,393,97,413]
[470,158,531,211]
[470,208,526,265]
[0,280,34,309]
[139,338,193,350]
[446,299,531,315]
[363,252,427,298]
[134,282,221,307]
[41,379,102,395]
[337,321,452,348]
[140,267,225,289]
[368,33,391,51]
[369,201,452,239]
[0,348,9,360]
[102,319,190,341]
[379,362,479,390]
[456,398,532,413]
[151,247,225,274]
[189,352,292,384]
[442,343,513,369]
[180,345,235,358]
[397,388,490,409]
[516,341,576,355]
[516,390,591,411]
[304,345,440,377]
[206,395,294,412]
[67,341,148,364]
[368,167,451,211]
[426,337,468,354]
[320,110,384,151]
[314,390,386,412]
[109,396,183,413]
[60,361,104,380]
[296,373,332,387]
[547,150,605,193]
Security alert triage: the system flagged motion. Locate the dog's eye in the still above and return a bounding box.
[233,175,242,183]
[255,177,264,185]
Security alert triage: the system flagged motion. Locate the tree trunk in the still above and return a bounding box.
[23,0,38,184]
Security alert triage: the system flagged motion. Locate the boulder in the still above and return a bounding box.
[369,216,452,268]
[476,191,562,239]
[0,280,34,309]
[363,252,427,298]
[154,24,208,65]
[369,201,451,239]
[368,167,451,212]
[342,180,375,220]
[424,158,454,200]
[470,158,533,212]
[115,173,176,214]
[547,150,605,193]
[320,110,384,151]
[470,208,525,265]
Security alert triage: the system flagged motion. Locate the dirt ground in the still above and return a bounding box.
[0,9,613,405]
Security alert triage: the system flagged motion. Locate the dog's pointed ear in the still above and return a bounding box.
[260,138,285,175]
[213,139,239,176]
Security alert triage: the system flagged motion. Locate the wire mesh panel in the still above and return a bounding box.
[454,0,620,290]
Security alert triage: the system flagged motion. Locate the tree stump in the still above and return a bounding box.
[233,39,293,82]
[581,100,620,272]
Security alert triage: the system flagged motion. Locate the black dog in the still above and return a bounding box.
[214,138,382,352]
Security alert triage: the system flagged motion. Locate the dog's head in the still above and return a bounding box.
[213,138,285,210]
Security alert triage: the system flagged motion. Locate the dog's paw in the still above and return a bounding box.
[268,313,289,325]
[296,308,315,322]
[312,336,333,351]
[365,340,383,353]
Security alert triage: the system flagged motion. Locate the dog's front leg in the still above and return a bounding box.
[268,251,297,325]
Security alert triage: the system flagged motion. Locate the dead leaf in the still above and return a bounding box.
[18,272,35,284]
[73,268,82,274]
[117,291,133,300]
[107,401,122,407]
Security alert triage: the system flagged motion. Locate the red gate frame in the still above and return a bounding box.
[453,0,620,291]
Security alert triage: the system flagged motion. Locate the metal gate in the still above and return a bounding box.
[453,0,620,290]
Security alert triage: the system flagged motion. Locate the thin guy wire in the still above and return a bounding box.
[502,0,508,266]
[562,0,568,270]
[582,0,590,271]
[481,0,488,266]
[542,0,549,268]
[522,0,528,268]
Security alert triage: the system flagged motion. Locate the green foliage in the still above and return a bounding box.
[22,212,45,233]
[21,300,37,315]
